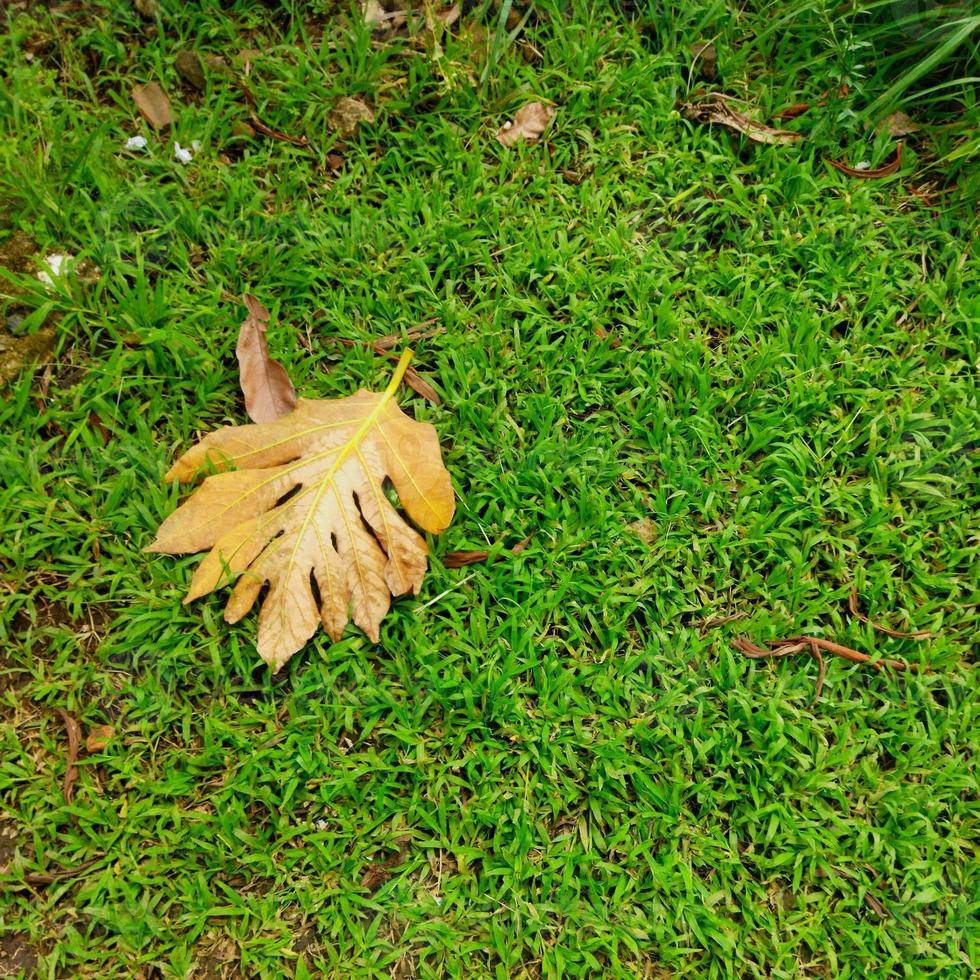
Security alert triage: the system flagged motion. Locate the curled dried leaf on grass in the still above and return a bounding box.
[236,295,297,423]
[682,93,801,145]
[497,102,555,147]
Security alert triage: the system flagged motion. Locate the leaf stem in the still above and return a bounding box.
[385,349,414,399]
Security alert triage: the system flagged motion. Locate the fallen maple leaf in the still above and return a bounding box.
[148,351,454,671]
[236,295,297,423]
[497,102,555,147]
[132,81,172,130]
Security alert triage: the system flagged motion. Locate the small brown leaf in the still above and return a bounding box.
[628,518,657,545]
[362,0,387,25]
[497,102,555,148]
[878,111,918,138]
[690,41,717,80]
[682,94,800,145]
[236,295,298,424]
[132,81,172,131]
[329,97,375,139]
[85,724,115,753]
[175,50,207,91]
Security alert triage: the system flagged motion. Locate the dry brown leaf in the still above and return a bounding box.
[147,351,455,671]
[236,295,298,423]
[329,97,375,139]
[175,50,207,91]
[132,82,172,131]
[628,518,657,545]
[878,111,918,138]
[682,93,800,145]
[362,0,387,25]
[85,725,115,753]
[497,102,555,147]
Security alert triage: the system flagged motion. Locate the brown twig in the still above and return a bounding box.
[848,589,931,640]
[237,80,309,146]
[828,143,903,179]
[733,634,923,705]
[56,708,81,805]
[444,536,532,568]
[5,856,103,890]
[692,611,747,634]
[333,334,443,404]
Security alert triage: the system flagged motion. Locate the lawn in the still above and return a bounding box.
[1,1,977,977]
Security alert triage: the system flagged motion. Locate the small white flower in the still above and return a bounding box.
[124,135,148,151]
[37,253,74,286]
[313,819,329,831]
[174,141,193,164]
[854,160,871,171]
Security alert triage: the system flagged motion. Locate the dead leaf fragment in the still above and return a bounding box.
[0,326,56,385]
[497,102,555,147]
[148,351,455,671]
[628,518,657,545]
[878,111,918,138]
[175,50,207,91]
[329,97,375,139]
[85,725,115,753]
[236,295,298,423]
[690,41,717,80]
[132,81,172,130]
[682,93,800,145]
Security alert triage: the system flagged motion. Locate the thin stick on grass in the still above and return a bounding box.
[733,635,924,705]
[848,589,931,640]
[56,708,81,805]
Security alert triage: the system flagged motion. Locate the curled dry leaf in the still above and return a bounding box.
[828,143,903,179]
[132,81,172,130]
[147,351,455,672]
[175,50,207,91]
[85,724,115,753]
[497,102,555,148]
[236,295,298,423]
[329,97,375,139]
[682,93,800,145]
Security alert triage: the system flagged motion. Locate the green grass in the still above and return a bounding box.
[1,1,978,977]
